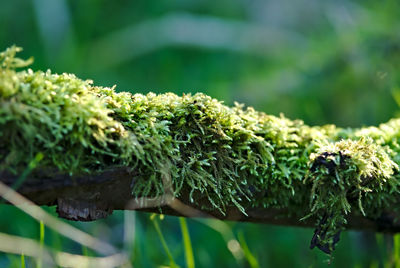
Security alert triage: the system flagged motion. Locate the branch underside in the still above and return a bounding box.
[1,169,399,233]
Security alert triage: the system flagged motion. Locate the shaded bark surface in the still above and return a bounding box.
[1,168,400,233]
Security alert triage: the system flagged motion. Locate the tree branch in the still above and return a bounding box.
[2,46,400,253]
[1,168,399,234]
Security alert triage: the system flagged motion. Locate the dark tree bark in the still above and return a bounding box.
[1,168,399,234]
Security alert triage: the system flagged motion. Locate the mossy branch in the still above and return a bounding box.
[2,46,400,254]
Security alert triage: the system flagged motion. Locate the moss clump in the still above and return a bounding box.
[1,46,400,253]
[0,46,135,173]
[306,137,399,252]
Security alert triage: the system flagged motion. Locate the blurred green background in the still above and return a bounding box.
[1,0,400,267]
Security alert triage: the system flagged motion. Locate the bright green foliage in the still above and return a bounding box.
[1,46,400,253]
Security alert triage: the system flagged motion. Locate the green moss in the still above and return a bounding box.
[305,137,399,251]
[1,46,400,253]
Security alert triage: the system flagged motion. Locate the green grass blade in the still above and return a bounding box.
[21,253,26,268]
[12,152,43,191]
[238,231,259,268]
[82,245,89,257]
[179,217,195,268]
[394,234,400,266]
[36,220,45,268]
[151,214,179,268]
[0,152,43,205]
